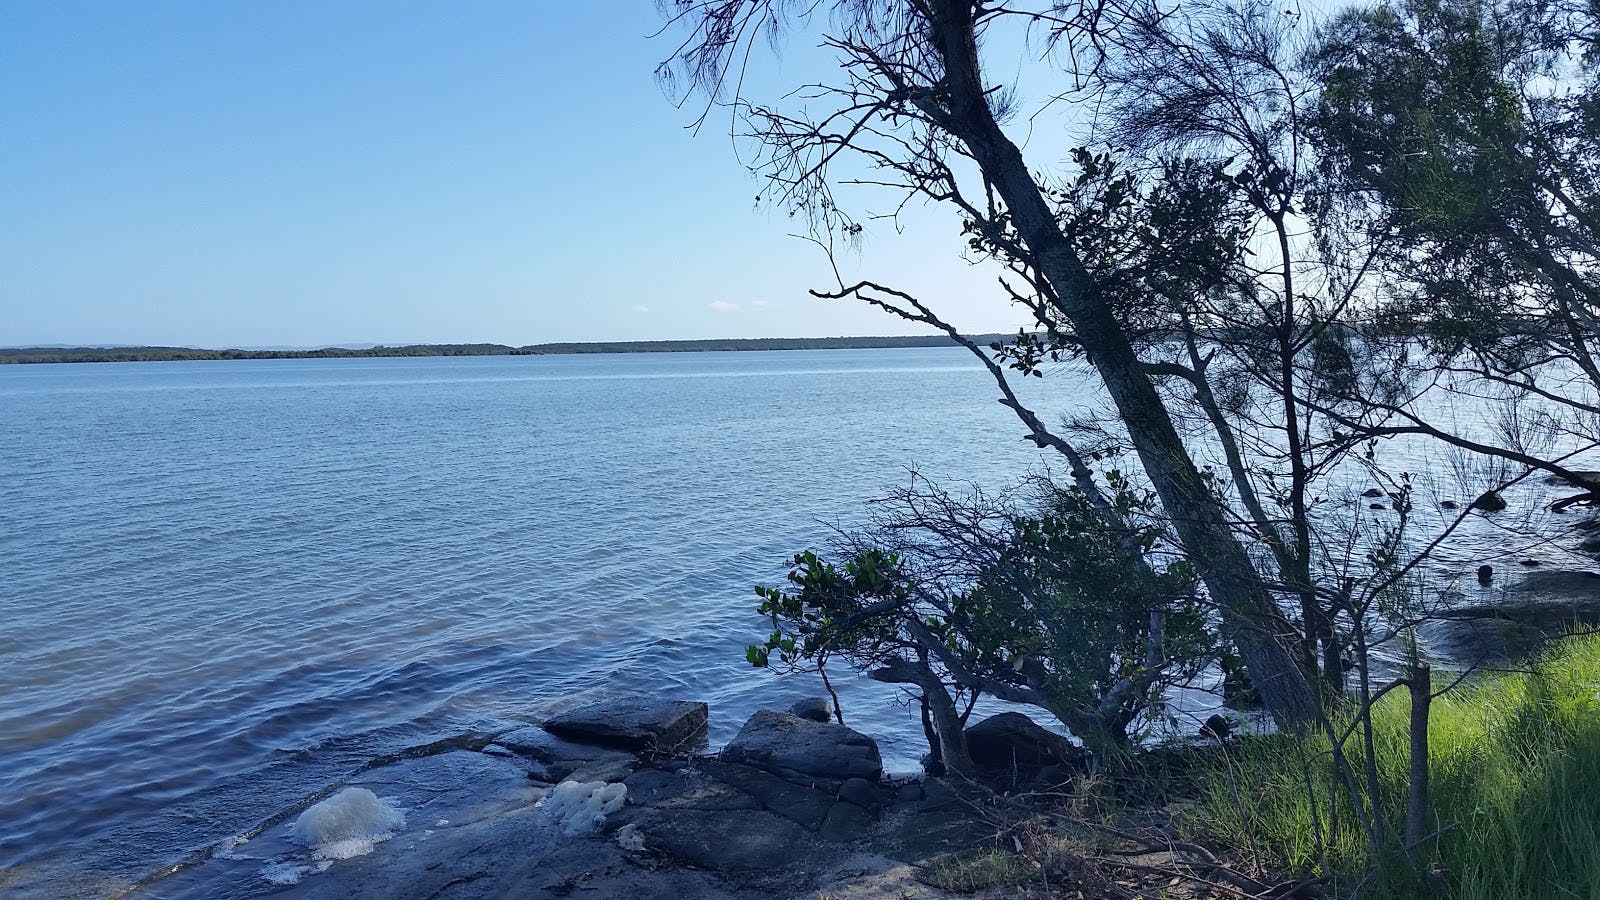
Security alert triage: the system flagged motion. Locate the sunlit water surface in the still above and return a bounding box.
[1,349,1589,894]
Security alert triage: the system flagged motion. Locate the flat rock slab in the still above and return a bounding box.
[145,745,984,900]
[619,765,875,883]
[1429,569,1600,663]
[622,765,762,814]
[875,778,994,863]
[149,750,750,900]
[698,759,837,830]
[544,698,709,753]
[486,725,640,783]
[151,750,544,898]
[633,806,819,875]
[721,709,882,783]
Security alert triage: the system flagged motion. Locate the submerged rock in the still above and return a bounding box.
[544,697,709,753]
[489,724,639,783]
[1542,470,1600,488]
[158,713,976,900]
[1430,570,1600,663]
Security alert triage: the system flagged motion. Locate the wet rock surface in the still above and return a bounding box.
[1471,489,1508,512]
[485,725,639,783]
[543,698,709,753]
[721,709,883,783]
[150,705,979,900]
[1429,569,1600,662]
[788,696,833,722]
[621,709,892,866]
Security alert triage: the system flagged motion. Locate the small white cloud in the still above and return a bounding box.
[631,305,651,314]
[709,300,742,313]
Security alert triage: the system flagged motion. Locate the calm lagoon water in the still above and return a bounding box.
[2,347,1588,895]
[0,348,1071,894]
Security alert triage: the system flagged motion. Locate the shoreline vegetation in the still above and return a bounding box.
[0,334,1014,365]
[149,633,1600,900]
[1183,632,1600,899]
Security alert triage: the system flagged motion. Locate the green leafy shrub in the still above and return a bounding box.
[749,475,1218,768]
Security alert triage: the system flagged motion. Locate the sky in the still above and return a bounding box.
[0,2,1036,348]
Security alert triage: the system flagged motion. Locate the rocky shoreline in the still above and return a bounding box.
[154,696,1090,900]
[143,563,1600,900]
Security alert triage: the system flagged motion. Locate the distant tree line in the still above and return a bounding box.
[0,334,1014,365]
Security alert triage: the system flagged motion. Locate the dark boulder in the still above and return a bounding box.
[1472,490,1508,512]
[837,776,881,809]
[789,696,833,723]
[721,709,882,783]
[699,759,835,830]
[818,800,875,842]
[1361,487,1385,498]
[1198,714,1233,741]
[964,712,1087,771]
[544,697,708,753]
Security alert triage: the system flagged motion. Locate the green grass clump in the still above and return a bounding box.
[1190,633,1600,899]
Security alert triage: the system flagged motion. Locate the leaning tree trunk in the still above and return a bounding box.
[869,655,976,775]
[919,0,1320,727]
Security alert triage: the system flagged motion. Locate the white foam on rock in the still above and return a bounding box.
[290,787,407,860]
[259,859,330,885]
[213,834,248,860]
[614,823,646,852]
[538,780,627,835]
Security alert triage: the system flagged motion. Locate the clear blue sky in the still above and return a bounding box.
[0,2,1027,348]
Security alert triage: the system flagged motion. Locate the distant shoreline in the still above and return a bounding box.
[0,334,1014,365]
